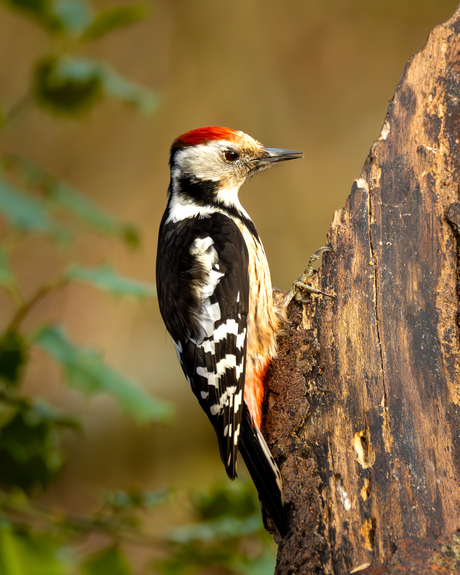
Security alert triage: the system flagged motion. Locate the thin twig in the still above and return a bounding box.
[1,502,166,550]
[0,92,33,132]
[5,278,68,333]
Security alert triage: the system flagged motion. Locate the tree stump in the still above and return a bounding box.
[265,6,460,574]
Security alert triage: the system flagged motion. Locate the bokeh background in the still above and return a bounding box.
[0,0,457,544]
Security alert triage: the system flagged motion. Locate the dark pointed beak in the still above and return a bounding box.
[248,147,303,175]
[263,147,303,163]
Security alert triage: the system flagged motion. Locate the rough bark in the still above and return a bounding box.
[264,6,460,574]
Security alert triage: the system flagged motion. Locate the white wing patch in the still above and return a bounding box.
[215,354,237,375]
[199,339,214,354]
[209,385,237,416]
[185,232,247,462]
[196,354,244,389]
[196,366,219,387]
[213,320,239,342]
[189,237,225,340]
[236,329,246,350]
[200,301,221,339]
[234,389,243,413]
[233,423,240,445]
[190,236,214,254]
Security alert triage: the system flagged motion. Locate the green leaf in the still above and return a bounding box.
[0,399,69,491]
[168,514,263,544]
[230,550,276,575]
[0,402,18,428]
[0,248,16,290]
[0,526,23,575]
[1,156,139,247]
[102,67,158,113]
[33,56,103,115]
[1,0,91,35]
[28,397,80,429]
[50,182,140,246]
[50,0,92,34]
[103,487,170,510]
[0,526,65,575]
[0,174,52,233]
[34,326,173,423]
[33,56,157,115]
[82,545,131,575]
[0,331,28,387]
[0,0,60,33]
[65,265,156,298]
[82,5,148,41]
[194,481,259,521]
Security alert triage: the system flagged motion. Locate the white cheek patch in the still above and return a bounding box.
[174,140,243,182]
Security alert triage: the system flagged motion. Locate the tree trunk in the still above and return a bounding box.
[265,6,460,574]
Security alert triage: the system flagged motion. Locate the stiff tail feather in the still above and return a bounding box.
[238,404,288,537]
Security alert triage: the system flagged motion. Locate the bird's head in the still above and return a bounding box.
[167,127,302,215]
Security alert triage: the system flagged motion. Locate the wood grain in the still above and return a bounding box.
[265,6,460,573]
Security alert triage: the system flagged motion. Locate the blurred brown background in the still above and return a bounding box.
[0,0,457,518]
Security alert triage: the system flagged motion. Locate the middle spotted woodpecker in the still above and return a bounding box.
[156,127,303,537]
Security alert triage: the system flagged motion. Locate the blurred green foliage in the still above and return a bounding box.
[158,483,276,575]
[0,0,277,571]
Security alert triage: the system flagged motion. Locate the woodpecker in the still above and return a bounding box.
[156,126,302,537]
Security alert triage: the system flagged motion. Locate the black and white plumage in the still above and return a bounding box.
[157,211,249,476]
[156,127,302,537]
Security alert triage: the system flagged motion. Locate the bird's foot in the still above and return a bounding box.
[282,246,334,308]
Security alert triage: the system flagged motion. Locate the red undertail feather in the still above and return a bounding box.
[244,357,271,429]
[172,126,239,149]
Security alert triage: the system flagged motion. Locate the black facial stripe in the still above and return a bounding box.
[177,176,260,242]
[178,176,218,205]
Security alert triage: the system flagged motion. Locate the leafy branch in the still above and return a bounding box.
[0,0,277,571]
[0,0,157,122]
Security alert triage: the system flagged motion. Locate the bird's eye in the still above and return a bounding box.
[225,150,239,162]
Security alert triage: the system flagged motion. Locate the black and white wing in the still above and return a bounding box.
[156,211,249,479]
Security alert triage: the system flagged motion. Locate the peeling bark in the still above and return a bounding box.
[264,6,460,574]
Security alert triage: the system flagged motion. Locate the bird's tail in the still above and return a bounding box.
[239,404,288,537]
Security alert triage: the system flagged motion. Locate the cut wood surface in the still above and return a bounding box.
[264,6,460,574]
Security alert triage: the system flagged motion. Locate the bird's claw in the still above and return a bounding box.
[282,246,335,307]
